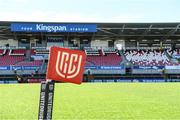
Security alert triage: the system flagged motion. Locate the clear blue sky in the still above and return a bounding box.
[0,0,179,22]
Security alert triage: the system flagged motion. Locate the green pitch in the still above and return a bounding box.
[1,83,180,120]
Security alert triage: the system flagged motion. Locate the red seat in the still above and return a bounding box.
[86,53,122,66]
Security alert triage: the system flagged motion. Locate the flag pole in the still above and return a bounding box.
[38,80,55,120]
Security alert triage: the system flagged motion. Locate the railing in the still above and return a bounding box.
[0,46,26,49]
[125,46,171,50]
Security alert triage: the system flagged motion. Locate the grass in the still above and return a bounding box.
[0,83,180,120]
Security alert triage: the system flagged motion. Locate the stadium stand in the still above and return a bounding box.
[167,48,180,59]
[28,78,45,83]
[124,49,176,66]
[86,53,122,66]
[85,47,122,66]
[84,47,100,55]
[0,49,6,55]
[85,48,125,75]
[31,49,36,55]
[0,48,43,70]
[0,22,180,83]
[0,49,25,66]
[103,47,117,54]
[35,49,49,55]
[167,48,180,55]
[15,60,42,66]
[10,49,26,56]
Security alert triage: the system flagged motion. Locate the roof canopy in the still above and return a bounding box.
[0,21,180,40]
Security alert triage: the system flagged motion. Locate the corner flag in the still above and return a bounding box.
[46,46,86,84]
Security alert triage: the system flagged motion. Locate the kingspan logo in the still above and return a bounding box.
[36,24,67,32]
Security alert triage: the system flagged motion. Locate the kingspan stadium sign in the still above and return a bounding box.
[11,23,97,32]
[36,24,67,32]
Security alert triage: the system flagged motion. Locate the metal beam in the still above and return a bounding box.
[0,36,10,39]
[121,24,125,32]
[137,24,153,40]
[97,27,178,30]
[161,24,180,41]
[97,28,118,36]
[93,34,180,37]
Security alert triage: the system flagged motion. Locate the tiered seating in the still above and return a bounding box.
[10,49,26,55]
[35,49,49,54]
[28,78,45,83]
[0,49,3,54]
[0,48,43,67]
[0,50,25,66]
[14,48,43,67]
[85,61,95,66]
[15,60,42,66]
[85,47,100,55]
[84,47,122,66]
[31,49,36,55]
[0,49,6,55]
[103,47,117,54]
[86,53,122,66]
[167,49,180,58]
[47,39,63,42]
[124,49,175,66]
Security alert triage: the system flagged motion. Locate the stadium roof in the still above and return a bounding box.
[0,21,180,41]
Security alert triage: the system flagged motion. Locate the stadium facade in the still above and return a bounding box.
[0,21,180,83]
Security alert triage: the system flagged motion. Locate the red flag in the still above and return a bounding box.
[46,46,86,84]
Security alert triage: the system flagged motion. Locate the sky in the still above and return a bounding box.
[0,0,179,23]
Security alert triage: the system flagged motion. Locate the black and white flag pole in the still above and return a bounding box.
[38,80,55,120]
